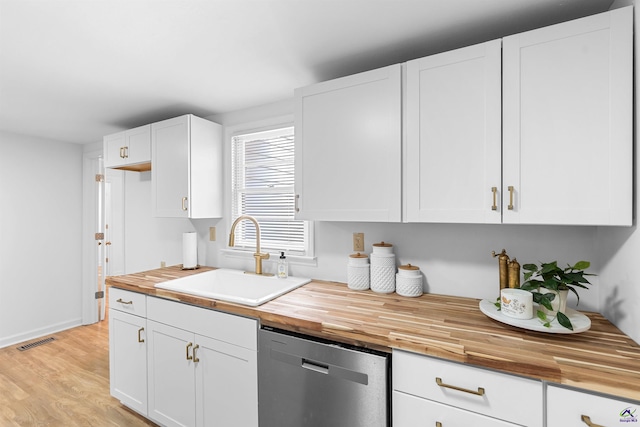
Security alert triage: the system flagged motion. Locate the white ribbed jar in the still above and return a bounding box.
[370,242,395,293]
[396,264,423,297]
[347,253,370,290]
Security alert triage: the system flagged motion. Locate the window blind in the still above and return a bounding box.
[231,127,306,254]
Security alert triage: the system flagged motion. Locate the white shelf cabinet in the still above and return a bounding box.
[547,385,639,426]
[104,124,151,171]
[502,7,632,226]
[294,64,402,222]
[393,350,543,427]
[404,40,502,223]
[146,296,258,427]
[108,288,148,416]
[151,114,223,218]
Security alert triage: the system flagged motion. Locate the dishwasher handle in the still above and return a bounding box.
[302,358,329,375]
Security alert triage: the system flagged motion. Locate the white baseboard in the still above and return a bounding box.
[0,318,83,349]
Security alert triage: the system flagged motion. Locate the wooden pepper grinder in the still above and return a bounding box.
[491,249,510,290]
[492,249,521,292]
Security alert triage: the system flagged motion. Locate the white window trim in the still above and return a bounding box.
[223,115,316,264]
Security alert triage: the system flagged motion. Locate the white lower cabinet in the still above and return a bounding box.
[393,350,543,427]
[547,385,639,427]
[109,289,148,416]
[146,296,258,427]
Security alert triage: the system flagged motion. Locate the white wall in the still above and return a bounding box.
[0,131,83,347]
[121,170,220,274]
[593,1,639,344]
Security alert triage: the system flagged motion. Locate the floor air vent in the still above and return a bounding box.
[17,336,56,351]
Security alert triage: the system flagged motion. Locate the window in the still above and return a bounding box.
[231,126,310,256]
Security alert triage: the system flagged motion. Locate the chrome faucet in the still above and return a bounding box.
[228,215,271,275]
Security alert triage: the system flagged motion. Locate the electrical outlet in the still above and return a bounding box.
[209,226,216,241]
[353,232,365,252]
[161,261,166,268]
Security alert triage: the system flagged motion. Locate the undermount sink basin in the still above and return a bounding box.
[154,268,311,306]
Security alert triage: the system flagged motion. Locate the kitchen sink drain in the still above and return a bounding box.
[17,336,56,351]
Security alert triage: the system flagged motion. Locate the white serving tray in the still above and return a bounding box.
[479,299,591,334]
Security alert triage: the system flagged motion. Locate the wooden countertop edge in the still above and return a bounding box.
[105,266,640,403]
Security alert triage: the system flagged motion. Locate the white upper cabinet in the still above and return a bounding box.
[104,124,151,171]
[151,114,223,218]
[404,40,502,223]
[502,7,633,226]
[294,64,402,222]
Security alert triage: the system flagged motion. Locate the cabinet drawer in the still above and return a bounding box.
[147,296,257,350]
[393,350,543,427]
[109,288,146,317]
[394,391,518,427]
[547,385,639,426]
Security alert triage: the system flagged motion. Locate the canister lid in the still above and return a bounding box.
[399,263,420,271]
[349,252,368,258]
[373,241,393,248]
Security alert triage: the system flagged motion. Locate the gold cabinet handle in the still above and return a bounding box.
[186,342,193,360]
[491,187,498,211]
[193,344,200,363]
[123,146,129,158]
[116,298,133,305]
[181,197,188,211]
[435,377,485,396]
[507,186,515,210]
[581,415,605,427]
[295,194,300,213]
[137,327,145,343]
[119,147,125,158]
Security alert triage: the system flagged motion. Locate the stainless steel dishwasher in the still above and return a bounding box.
[258,326,390,427]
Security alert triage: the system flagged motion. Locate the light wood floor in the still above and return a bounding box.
[0,311,157,426]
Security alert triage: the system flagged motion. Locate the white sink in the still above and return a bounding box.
[154,268,311,306]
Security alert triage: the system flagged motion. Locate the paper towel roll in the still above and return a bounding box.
[182,232,198,269]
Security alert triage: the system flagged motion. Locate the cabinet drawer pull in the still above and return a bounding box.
[435,377,485,396]
[186,342,193,360]
[119,146,125,158]
[116,298,133,305]
[193,344,200,363]
[182,197,188,211]
[581,415,605,427]
[507,186,515,210]
[295,194,300,213]
[137,327,145,343]
[123,146,129,158]
[491,187,498,210]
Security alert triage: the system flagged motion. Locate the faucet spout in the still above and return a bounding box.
[228,215,271,275]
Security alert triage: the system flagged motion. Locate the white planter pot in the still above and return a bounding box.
[539,288,569,315]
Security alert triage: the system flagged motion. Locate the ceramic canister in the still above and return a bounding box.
[500,288,533,319]
[396,264,423,297]
[370,243,396,293]
[347,253,370,291]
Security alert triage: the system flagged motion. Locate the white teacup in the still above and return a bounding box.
[501,288,533,320]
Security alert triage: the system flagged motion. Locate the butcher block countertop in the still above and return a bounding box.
[106,265,640,402]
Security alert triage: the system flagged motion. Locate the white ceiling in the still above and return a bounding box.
[0,0,615,144]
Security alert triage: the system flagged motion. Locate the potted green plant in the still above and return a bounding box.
[520,260,594,330]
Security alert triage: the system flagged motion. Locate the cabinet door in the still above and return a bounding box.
[124,124,151,165]
[147,320,196,427]
[405,40,501,223]
[104,131,127,169]
[109,309,147,416]
[503,7,632,225]
[294,64,402,222]
[152,115,190,218]
[195,334,258,427]
[394,391,519,427]
[547,385,639,426]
